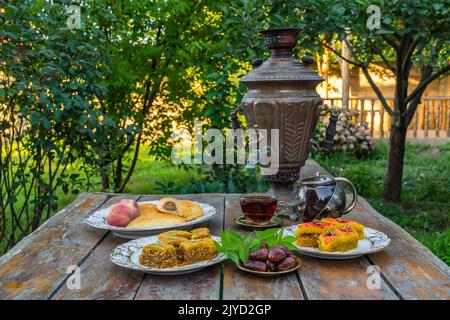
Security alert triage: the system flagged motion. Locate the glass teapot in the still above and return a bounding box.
[281,172,357,221]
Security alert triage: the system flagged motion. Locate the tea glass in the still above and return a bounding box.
[239,194,289,225]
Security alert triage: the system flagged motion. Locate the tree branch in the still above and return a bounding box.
[381,34,400,51]
[405,65,433,125]
[319,40,364,67]
[361,66,394,117]
[405,64,450,104]
[366,36,395,73]
[341,38,394,116]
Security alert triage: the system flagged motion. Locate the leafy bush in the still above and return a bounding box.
[153,165,268,194]
[314,107,375,157]
[0,1,105,251]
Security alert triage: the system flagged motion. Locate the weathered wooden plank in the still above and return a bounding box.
[299,255,398,300]
[51,195,141,300]
[222,195,304,300]
[52,233,143,300]
[0,193,115,299]
[357,197,450,300]
[367,239,450,300]
[0,193,95,266]
[132,194,225,300]
[357,197,450,276]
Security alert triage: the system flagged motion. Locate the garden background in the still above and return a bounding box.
[1,1,449,264]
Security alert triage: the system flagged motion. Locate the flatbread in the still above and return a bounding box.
[126,213,185,228]
[139,203,161,216]
[177,200,204,221]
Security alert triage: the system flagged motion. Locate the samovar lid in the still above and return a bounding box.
[240,28,323,84]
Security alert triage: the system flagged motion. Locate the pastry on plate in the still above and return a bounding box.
[317,225,359,252]
[158,230,192,240]
[126,213,185,228]
[158,236,190,246]
[139,203,161,216]
[295,220,335,247]
[178,238,217,264]
[139,228,217,268]
[191,227,210,239]
[156,198,204,220]
[157,198,180,214]
[177,200,204,221]
[140,243,178,268]
[321,217,365,240]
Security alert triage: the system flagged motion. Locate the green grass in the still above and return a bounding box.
[314,141,450,265]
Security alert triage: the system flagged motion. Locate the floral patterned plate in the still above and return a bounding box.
[284,226,391,260]
[85,200,217,239]
[110,235,227,275]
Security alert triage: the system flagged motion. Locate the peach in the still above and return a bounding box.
[120,199,140,219]
[106,203,133,227]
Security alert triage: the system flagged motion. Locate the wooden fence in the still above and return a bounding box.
[323,97,450,139]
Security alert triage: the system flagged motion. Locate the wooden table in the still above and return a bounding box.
[0,161,449,300]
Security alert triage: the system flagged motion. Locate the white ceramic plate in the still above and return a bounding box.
[85,200,217,239]
[284,225,391,260]
[110,235,227,275]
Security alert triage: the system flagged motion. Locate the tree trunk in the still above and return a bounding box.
[341,35,350,110]
[101,169,110,192]
[384,125,407,202]
[114,156,123,191]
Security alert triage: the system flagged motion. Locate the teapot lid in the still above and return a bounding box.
[300,172,335,186]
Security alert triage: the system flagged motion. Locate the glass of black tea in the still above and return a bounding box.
[239,194,282,224]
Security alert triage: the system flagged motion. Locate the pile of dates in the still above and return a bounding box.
[242,243,297,272]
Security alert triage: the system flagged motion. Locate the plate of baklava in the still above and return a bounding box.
[85,198,217,238]
[110,228,227,275]
[284,217,390,259]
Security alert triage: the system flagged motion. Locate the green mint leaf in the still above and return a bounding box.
[254,228,278,239]
[281,235,297,243]
[238,246,249,263]
[227,251,240,266]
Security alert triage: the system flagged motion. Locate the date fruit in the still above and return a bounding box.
[274,244,291,256]
[266,260,277,272]
[243,260,267,272]
[268,248,286,262]
[277,256,296,271]
[249,248,269,261]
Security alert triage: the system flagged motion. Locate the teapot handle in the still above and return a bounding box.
[276,199,301,221]
[335,177,357,214]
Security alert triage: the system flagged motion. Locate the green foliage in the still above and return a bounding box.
[0,0,106,251]
[153,165,268,194]
[215,228,297,265]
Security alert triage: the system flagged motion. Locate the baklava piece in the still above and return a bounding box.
[191,227,210,239]
[139,243,178,268]
[179,238,218,264]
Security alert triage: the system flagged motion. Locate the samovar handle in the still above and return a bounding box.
[321,110,339,153]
